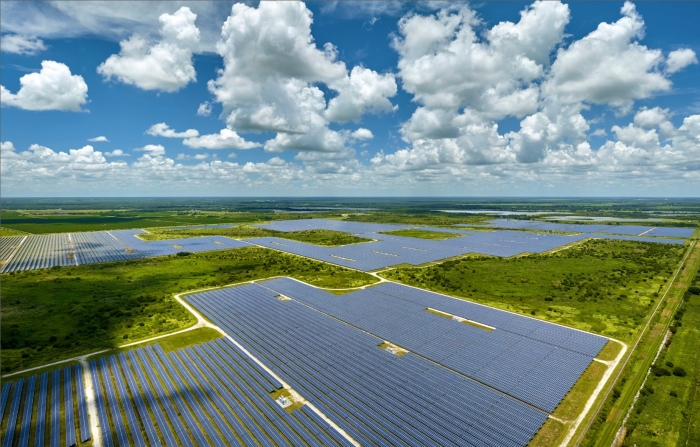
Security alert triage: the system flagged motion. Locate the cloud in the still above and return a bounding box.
[176,153,208,160]
[97,7,199,92]
[1,61,88,111]
[88,136,109,142]
[0,2,231,53]
[104,149,127,157]
[197,101,212,117]
[146,122,199,138]
[666,48,698,74]
[134,144,166,156]
[208,2,397,155]
[1,34,47,55]
[351,128,374,140]
[325,66,397,122]
[543,2,670,110]
[183,128,260,149]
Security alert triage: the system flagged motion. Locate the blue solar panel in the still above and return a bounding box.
[88,360,114,447]
[2,379,24,447]
[115,354,161,447]
[17,376,36,447]
[74,364,91,443]
[97,357,129,447]
[34,373,49,447]
[127,350,189,447]
[63,367,76,447]
[50,370,60,447]
[108,356,146,446]
[186,283,551,446]
[142,346,210,446]
[0,382,10,423]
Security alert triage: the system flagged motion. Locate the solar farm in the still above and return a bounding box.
[0,230,249,273]
[1,214,697,447]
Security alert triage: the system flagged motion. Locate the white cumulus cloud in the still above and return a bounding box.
[97,7,199,92]
[104,149,127,157]
[543,2,670,110]
[1,61,88,111]
[1,34,47,55]
[183,129,260,149]
[134,144,166,156]
[146,122,199,138]
[197,101,212,117]
[88,136,109,142]
[666,48,698,74]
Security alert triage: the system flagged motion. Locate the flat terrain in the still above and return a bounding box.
[379,228,465,240]
[0,247,376,374]
[620,276,700,446]
[0,210,322,234]
[382,239,685,341]
[140,226,373,246]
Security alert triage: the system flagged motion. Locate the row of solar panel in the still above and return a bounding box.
[0,364,90,447]
[248,227,684,271]
[258,278,606,413]
[186,283,550,446]
[0,231,250,273]
[477,219,696,238]
[89,341,351,447]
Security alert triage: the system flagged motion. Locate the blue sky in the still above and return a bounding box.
[1,1,699,197]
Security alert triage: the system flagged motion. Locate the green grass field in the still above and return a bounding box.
[382,239,685,341]
[379,229,465,240]
[0,226,31,237]
[140,225,372,246]
[0,210,323,234]
[0,247,376,375]
[621,277,700,446]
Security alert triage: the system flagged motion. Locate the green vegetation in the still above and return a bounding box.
[579,242,700,447]
[379,229,466,240]
[0,209,323,234]
[621,271,700,446]
[382,239,685,341]
[140,225,373,246]
[0,247,377,375]
[0,226,30,237]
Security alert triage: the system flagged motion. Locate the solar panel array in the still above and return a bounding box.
[476,219,695,238]
[250,227,681,271]
[87,341,351,447]
[0,364,89,447]
[259,278,606,413]
[187,283,554,446]
[257,218,414,234]
[1,230,249,273]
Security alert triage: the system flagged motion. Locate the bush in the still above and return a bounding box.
[176,252,192,257]
[651,365,671,377]
[666,361,675,368]
[670,390,678,397]
[673,366,687,377]
[688,286,700,295]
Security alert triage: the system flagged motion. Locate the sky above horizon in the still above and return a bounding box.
[1,1,699,197]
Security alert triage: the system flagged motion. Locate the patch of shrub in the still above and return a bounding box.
[176,252,191,257]
[688,286,700,295]
[651,365,671,377]
[673,366,687,377]
[670,390,678,397]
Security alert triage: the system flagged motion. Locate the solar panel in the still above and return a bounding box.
[74,364,91,443]
[16,376,36,447]
[2,379,24,447]
[63,367,76,447]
